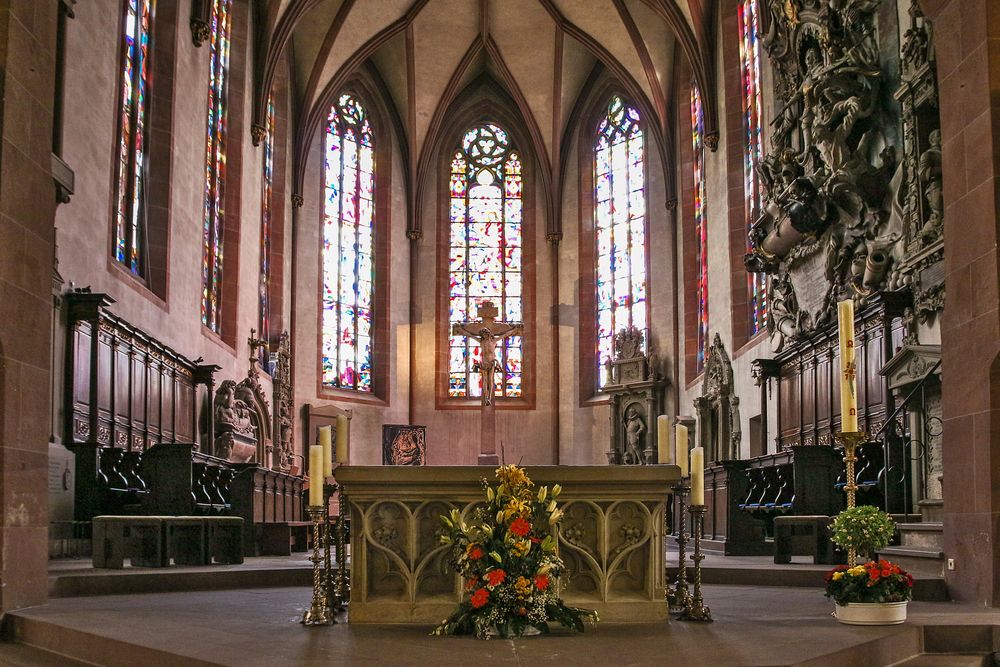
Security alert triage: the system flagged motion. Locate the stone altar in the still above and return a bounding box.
[335,465,680,623]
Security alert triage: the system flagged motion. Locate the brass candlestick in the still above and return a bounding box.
[323,483,338,612]
[335,488,350,605]
[679,504,712,622]
[668,478,692,615]
[835,430,867,568]
[301,505,333,626]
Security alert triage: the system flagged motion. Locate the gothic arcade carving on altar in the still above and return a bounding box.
[694,334,741,463]
[604,326,667,465]
[746,0,944,351]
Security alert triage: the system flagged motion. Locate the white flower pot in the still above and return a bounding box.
[834,601,908,625]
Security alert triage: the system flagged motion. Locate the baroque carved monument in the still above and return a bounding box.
[604,326,667,465]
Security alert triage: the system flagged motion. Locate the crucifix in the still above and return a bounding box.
[452,300,523,465]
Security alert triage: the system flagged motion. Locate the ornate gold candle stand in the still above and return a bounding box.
[668,478,692,615]
[334,487,350,606]
[301,505,333,626]
[835,430,867,568]
[679,504,712,622]
[322,483,338,612]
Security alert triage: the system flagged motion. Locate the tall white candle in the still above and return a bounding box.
[335,414,349,463]
[319,425,333,477]
[675,424,689,477]
[690,446,705,506]
[657,415,671,464]
[838,299,858,432]
[308,444,324,507]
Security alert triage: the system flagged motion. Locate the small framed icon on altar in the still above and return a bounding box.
[382,425,426,466]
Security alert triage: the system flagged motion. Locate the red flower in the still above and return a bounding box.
[510,517,532,537]
[468,545,484,560]
[485,569,507,587]
[470,588,489,609]
[465,577,477,591]
[530,537,541,544]
[534,574,550,591]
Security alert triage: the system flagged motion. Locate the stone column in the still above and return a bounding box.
[919,0,1000,606]
[0,1,59,613]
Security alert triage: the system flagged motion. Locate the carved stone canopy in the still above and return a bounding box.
[878,343,941,394]
[694,334,741,463]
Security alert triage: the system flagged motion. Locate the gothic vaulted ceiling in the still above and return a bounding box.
[254,0,714,204]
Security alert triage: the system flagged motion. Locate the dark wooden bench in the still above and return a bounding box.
[773,515,842,565]
[259,521,312,556]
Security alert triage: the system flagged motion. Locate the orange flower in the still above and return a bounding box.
[510,517,532,537]
[485,569,507,587]
[467,545,484,560]
[534,574,550,591]
[470,588,489,609]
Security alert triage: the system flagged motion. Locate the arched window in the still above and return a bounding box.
[113,0,154,277]
[258,93,274,356]
[201,0,232,332]
[739,0,767,336]
[448,123,523,399]
[594,96,648,389]
[321,94,375,392]
[691,85,709,371]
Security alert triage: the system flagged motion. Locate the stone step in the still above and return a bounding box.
[919,498,944,523]
[877,545,945,577]
[890,653,991,667]
[897,522,943,550]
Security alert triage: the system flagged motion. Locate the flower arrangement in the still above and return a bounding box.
[829,505,896,560]
[432,465,599,639]
[824,560,914,605]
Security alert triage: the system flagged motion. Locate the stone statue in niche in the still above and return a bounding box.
[604,326,667,465]
[622,405,646,466]
[694,334,741,463]
[917,129,942,241]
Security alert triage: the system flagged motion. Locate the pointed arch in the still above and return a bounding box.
[432,78,540,410]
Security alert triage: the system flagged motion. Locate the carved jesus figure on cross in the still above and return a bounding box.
[452,300,523,407]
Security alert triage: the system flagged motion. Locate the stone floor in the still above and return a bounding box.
[4,583,1000,666]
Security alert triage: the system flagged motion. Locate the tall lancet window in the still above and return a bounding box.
[740,0,768,336]
[258,94,275,351]
[113,0,155,276]
[321,94,375,392]
[595,95,647,389]
[201,0,233,332]
[448,123,523,399]
[691,85,709,371]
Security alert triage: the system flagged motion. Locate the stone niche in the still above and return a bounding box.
[335,465,679,623]
[603,326,668,465]
[694,334,741,463]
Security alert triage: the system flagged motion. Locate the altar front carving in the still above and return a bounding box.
[335,465,679,623]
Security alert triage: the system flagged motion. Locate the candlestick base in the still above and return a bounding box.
[679,504,713,623]
[668,479,692,616]
[301,506,334,626]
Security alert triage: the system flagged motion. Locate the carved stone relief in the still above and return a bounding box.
[694,334,741,462]
[746,0,944,350]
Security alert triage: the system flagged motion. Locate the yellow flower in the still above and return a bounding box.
[514,576,532,598]
[503,497,530,521]
[511,540,530,557]
[832,571,844,581]
[496,465,532,491]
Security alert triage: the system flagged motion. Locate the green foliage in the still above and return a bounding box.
[829,505,896,557]
[431,465,599,639]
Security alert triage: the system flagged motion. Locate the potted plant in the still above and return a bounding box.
[824,505,913,625]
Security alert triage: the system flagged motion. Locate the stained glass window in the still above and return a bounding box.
[595,96,647,389]
[740,0,768,336]
[691,85,709,371]
[448,124,523,399]
[201,0,232,333]
[113,0,155,276]
[321,94,375,392]
[258,94,275,356]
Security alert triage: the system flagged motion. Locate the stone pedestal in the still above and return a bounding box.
[335,465,680,623]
